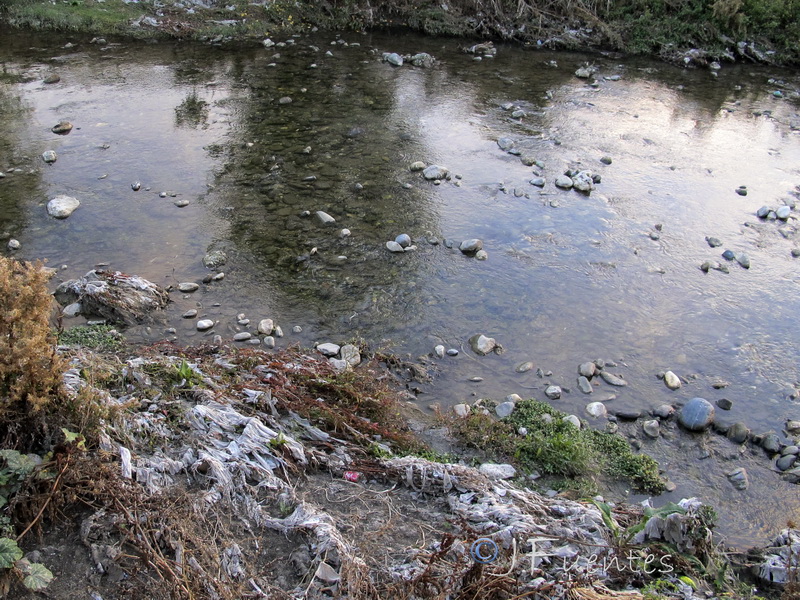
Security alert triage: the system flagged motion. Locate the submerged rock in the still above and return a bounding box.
[599,371,628,386]
[726,467,749,490]
[459,239,483,254]
[47,195,80,219]
[663,371,681,390]
[203,250,227,268]
[54,270,169,325]
[422,165,448,180]
[469,334,496,355]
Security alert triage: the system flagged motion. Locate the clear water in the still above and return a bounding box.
[2,28,800,545]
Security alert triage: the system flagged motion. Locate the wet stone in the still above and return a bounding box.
[653,404,675,419]
[727,422,750,444]
[706,236,723,247]
[721,249,736,261]
[196,319,214,331]
[545,385,562,400]
[182,309,198,318]
[663,371,681,390]
[716,398,733,410]
[579,362,596,378]
[178,282,199,293]
[386,241,404,252]
[777,454,797,471]
[516,361,534,373]
[614,409,641,421]
[233,332,252,341]
[643,420,660,438]
[578,376,593,394]
[495,402,515,418]
[469,334,496,355]
[585,402,607,418]
[678,397,715,431]
[600,371,628,386]
[446,348,459,356]
[459,239,483,253]
[434,345,445,358]
[316,342,340,357]
[726,467,749,490]
[761,433,781,454]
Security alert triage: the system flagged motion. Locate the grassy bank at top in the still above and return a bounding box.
[0,0,798,65]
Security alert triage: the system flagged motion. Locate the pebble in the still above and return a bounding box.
[329,358,348,372]
[459,239,483,253]
[409,161,426,171]
[777,206,791,220]
[497,137,515,151]
[316,211,335,225]
[600,156,613,165]
[726,467,749,490]
[453,404,470,418]
[727,422,750,444]
[213,272,224,281]
[182,309,198,318]
[716,398,733,410]
[7,238,21,249]
[196,319,214,331]
[174,199,190,207]
[735,253,751,269]
[475,249,488,260]
[792,248,800,258]
[663,370,681,390]
[586,402,607,418]
[678,397,715,431]
[422,165,448,180]
[339,344,361,367]
[563,415,581,429]
[386,241,404,252]
[203,250,227,268]
[233,332,252,341]
[263,336,275,348]
[577,376,593,394]
[43,74,61,84]
[42,150,57,164]
[292,326,302,333]
[705,236,723,247]
[721,249,736,261]
[777,454,797,471]
[516,361,534,373]
[434,345,445,358]
[316,342,340,357]
[469,334,496,355]
[446,348,459,356]
[339,228,351,238]
[555,175,573,189]
[177,282,199,293]
[783,446,800,456]
[46,195,80,219]
[643,420,661,438]
[653,404,674,419]
[762,433,781,453]
[757,206,771,218]
[495,402,515,418]
[530,177,546,187]
[257,319,274,335]
[51,121,72,134]
[278,96,292,104]
[274,326,283,337]
[600,371,628,386]
[545,385,562,400]
[395,233,412,248]
[614,409,642,421]
[735,186,748,196]
[578,362,596,378]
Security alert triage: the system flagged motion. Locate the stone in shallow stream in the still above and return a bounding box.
[678,397,715,431]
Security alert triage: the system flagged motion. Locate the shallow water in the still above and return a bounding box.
[2,28,800,545]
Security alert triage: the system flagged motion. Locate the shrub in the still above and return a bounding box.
[0,256,64,428]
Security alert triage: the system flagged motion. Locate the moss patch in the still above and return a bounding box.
[58,325,124,352]
[449,399,665,495]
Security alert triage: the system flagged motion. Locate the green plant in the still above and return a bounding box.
[58,324,124,352]
[0,537,53,592]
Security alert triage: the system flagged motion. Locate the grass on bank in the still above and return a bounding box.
[448,398,666,496]
[1,0,798,63]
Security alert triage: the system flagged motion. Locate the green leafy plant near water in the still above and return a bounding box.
[449,398,666,494]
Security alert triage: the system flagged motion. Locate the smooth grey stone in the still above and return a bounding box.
[42,150,57,163]
[316,342,340,357]
[469,334,496,355]
[386,241,404,252]
[446,348,459,356]
[735,186,748,196]
[600,371,628,386]
[782,446,800,456]
[777,206,791,220]
[196,319,214,331]
[579,362,596,378]
[182,309,198,318]
[263,336,275,348]
[257,319,274,335]
[516,361,534,373]
[497,137,515,151]
[663,371,681,390]
[721,249,735,261]
[777,454,797,471]
[726,467,749,490]
[292,326,302,333]
[409,161,426,171]
[678,397,715,431]
[762,433,781,453]
[459,239,483,253]
[735,252,751,269]
[233,332,252,341]
[62,302,82,317]
[434,344,445,358]
[563,415,581,429]
[586,402,606,418]
[653,404,675,419]
[792,248,800,258]
[383,52,403,66]
[530,177,546,187]
[422,165,448,180]
[706,236,723,247]
[395,233,412,248]
[578,376,593,394]
[495,402,515,418]
[545,385,562,400]
[555,175,573,189]
[47,195,80,218]
[716,398,733,410]
[474,249,488,260]
[316,210,336,225]
[783,467,800,484]
[177,282,199,293]
[756,206,771,218]
[600,156,612,165]
[614,409,642,421]
[727,422,750,444]
[643,420,660,438]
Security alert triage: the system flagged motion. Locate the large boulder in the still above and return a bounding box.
[54,270,169,325]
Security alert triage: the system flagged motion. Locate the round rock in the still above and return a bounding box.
[386,241,405,252]
[678,397,715,431]
[663,371,681,390]
[643,420,660,438]
[177,282,199,293]
[586,402,607,418]
[459,239,483,254]
[469,334,496,355]
[316,342,340,357]
[233,332,252,341]
[545,385,562,400]
[395,233,412,248]
[47,195,80,219]
[196,319,214,331]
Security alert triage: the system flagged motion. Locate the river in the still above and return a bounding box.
[2,27,800,546]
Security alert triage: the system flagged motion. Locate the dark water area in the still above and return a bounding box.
[2,27,800,546]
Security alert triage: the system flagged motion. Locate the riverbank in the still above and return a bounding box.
[1,0,798,66]
[0,255,794,598]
